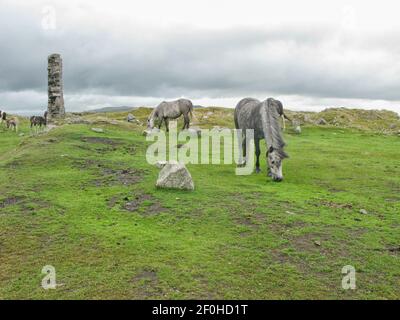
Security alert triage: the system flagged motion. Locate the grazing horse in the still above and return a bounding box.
[234,98,289,182]
[30,111,48,132]
[6,117,19,132]
[147,99,194,132]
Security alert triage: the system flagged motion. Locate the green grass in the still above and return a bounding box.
[0,118,399,300]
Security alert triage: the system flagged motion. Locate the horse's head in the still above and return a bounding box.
[267,146,288,182]
[147,110,158,129]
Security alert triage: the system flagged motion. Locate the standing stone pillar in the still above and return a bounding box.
[47,54,65,120]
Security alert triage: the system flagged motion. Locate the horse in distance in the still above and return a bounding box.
[234,97,289,182]
[147,99,194,132]
[30,111,48,132]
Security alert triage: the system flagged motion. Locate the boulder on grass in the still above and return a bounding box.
[156,162,194,191]
[127,114,135,122]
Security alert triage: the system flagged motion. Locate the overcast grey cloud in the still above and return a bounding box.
[1,0,400,115]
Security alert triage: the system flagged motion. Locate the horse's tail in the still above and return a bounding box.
[189,103,199,122]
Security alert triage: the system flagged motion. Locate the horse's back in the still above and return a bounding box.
[234,98,261,130]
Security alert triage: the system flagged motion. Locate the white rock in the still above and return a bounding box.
[156,162,194,191]
[91,128,104,133]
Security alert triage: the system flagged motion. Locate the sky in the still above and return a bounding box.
[1,0,400,115]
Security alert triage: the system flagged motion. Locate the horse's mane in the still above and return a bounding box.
[260,99,288,159]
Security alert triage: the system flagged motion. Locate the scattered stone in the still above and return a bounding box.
[294,126,302,134]
[359,209,368,215]
[316,118,328,125]
[18,133,25,137]
[91,128,104,133]
[127,114,135,122]
[314,240,321,246]
[156,162,194,191]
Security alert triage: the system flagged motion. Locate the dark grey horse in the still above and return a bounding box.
[234,98,289,182]
[30,111,48,130]
[147,99,194,132]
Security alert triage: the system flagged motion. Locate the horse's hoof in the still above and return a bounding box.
[255,168,261,173]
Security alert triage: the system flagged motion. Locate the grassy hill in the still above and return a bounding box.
[0,108,399,299]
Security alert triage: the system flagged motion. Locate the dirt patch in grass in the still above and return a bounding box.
[72,158,145,187]
[0,196,25,209]
[132,269,163,298]
[81,136,122,146]
[95,168,144,187]
[0,196,55,214]
[108,193,165,216]
[315,200,353,210]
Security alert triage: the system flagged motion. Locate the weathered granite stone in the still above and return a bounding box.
[47,54,65,121]
[156,162,194,191]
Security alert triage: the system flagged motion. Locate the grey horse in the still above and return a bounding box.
[234,98,289,182]
[147,99,194,132]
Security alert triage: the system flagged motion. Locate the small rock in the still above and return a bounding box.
[18,133,25,137]
[359,209,368,215]
[316,118,328,125]
[91,128,104,133]
[127,114,135,122]
[314,241,321,246]
[294,126,301,134]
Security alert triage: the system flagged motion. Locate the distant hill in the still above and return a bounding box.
[87,106,137,113]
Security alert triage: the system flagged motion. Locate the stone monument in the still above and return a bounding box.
[47,54,65,120]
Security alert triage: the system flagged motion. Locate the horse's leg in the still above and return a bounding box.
[185,113,190,129]
[255,138,261,173]
[164,118,169,132]
[158,118,163,129]
[241,132,247,166]
[182,114,189,130]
